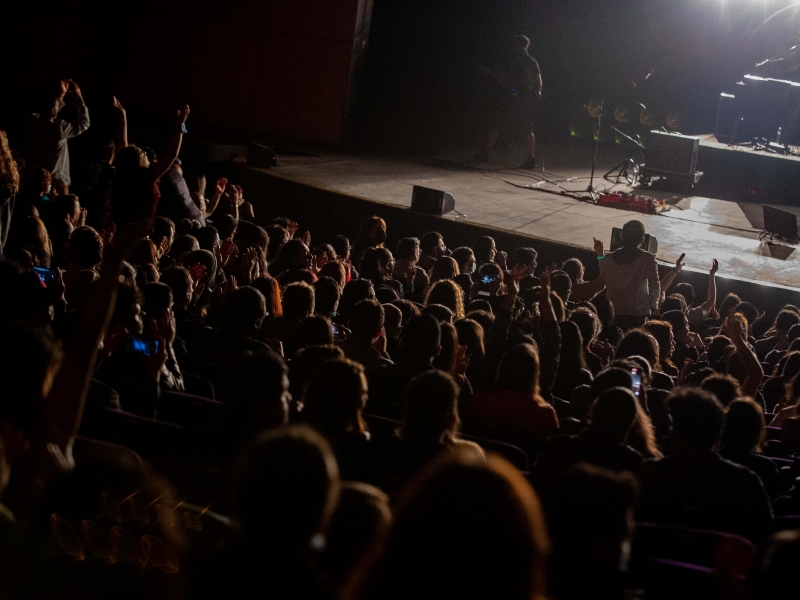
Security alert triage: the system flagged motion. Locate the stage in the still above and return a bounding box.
[235,139,800,291]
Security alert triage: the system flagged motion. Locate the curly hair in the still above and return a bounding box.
[0,131,20,197]
[425,279,465,320]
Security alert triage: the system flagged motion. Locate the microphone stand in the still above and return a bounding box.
[587,98,604,201]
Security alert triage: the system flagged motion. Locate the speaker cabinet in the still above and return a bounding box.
[247,143,279,168]
[411,185,455,215]
[642,131,699,179]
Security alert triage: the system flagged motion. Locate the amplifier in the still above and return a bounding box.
[642,131,699,179]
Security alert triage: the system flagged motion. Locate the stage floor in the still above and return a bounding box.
[262,141,800,289]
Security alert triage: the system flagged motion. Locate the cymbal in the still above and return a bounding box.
[614,104,634,123]
[666,111,683,129]
[587,98,606,118]
[639,107,658,126]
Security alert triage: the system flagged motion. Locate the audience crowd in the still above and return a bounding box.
[1,80,800,599]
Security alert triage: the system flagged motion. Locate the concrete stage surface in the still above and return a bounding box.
[251,141,800,290]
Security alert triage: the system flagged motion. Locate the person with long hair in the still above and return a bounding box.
[0,131,20,256]
[429,256,459,285]
[553,320,592,399]
[643,319,678,378]
[111,104,190,226]
[4,216,53,268]
[424,279,465,320]
[252,276,283,319]
[351,447,549,600]
[466,342,558,452]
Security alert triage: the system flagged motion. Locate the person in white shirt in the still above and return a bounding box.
[594,220,660,332]
[27,79,90,194]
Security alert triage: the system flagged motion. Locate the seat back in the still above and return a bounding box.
[73,436,144,467]
[459,433,529,471]
[780,417,800,452]
[82,407,185,460]
[158,392,223,428]
[182,372,216,400]
[632,522,754,569]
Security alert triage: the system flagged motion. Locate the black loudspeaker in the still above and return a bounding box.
[411,185,456,215]
[642,131,699,179]
[763,205,799,242]
[610,228,658,254]
[247,143,279,168]
[714,92,737,143]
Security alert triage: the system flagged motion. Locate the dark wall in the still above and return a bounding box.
[1,0,369,145]
[353,0,796,151]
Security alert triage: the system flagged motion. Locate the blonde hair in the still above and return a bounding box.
[429,256,460,284]
[425,279,465,320]
[0,131,20,196]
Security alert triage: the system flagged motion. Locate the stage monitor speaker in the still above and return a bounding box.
[643,131,699,179]
[247,143,279,168]
[609,228,658,254]
[411,185,455,215]
[714,92,737,143]
[763,205,799,243]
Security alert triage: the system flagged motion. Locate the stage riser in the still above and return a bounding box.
[233,163,800,319]
[697,144,800,206]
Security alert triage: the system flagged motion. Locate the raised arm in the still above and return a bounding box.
[151,105,190,182]
[61,80,90,139]
[112,96,128,152]
[729,315,764,399]
[204,177,227,217]
[46,224,147,455]
[699,259,719,313]
[647,253,661,314]
[659,253,685,305]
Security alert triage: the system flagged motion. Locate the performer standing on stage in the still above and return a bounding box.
[476,35,542,169]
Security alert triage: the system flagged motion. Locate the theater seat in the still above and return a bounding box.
[631,523,755,599]
[157,391,223,428]
[80,407,185,461]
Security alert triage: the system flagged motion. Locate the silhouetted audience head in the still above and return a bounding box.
[588,388,638,444]
[403,370,460,442]
[349,299,384,342]
[355,449,549,600]
[236,426,339,551]
[225,287,267,335]
[668,387,725,450]
[282,282,315,320]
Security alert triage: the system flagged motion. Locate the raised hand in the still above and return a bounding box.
[176,105,190,128]
[112,96,126,115]
[675,253,685,271]
[539,267,551,290]
[215,239,237,270]
[66,80,83,100]
[78,207,88,227]
[593,237,604,256]
[679,357,695,385]
[188,262,207,284]
[710,259,719,275]
[496,250,508,270]
[215,177,228,195]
